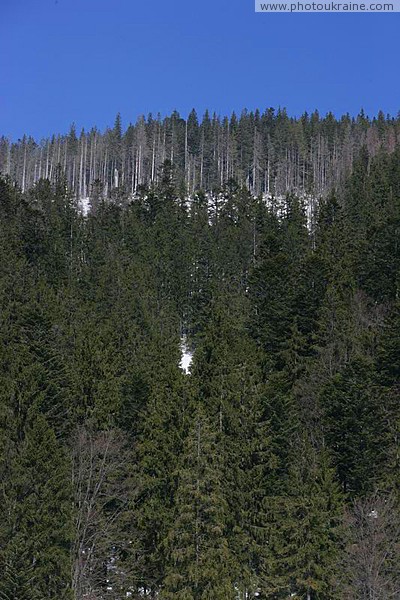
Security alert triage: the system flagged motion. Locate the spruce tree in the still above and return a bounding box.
[0,414,72,600]
[163,406,235,600]
[260,442,343,600]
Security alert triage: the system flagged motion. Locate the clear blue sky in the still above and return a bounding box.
[0,0,399,140]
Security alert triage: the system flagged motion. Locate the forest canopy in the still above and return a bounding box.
[0,113,400,599]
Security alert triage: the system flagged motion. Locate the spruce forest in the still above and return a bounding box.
[1,109,400,600]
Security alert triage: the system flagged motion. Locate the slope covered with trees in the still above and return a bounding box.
[2,108,400,199]
[0,122,399,599]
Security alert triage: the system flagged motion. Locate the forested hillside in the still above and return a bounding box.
[2,108,400,199]
[0,136,400,599]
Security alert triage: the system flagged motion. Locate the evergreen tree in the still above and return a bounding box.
[320,358,385,497]
[163,407,235,600]
[260,442,343,600]
[0,415,72,600]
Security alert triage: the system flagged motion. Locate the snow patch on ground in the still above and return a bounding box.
[262,191,317,230]
[79,196,91,216]
[179,336,193,374]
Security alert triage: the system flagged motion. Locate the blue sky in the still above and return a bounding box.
[0,0,399,140]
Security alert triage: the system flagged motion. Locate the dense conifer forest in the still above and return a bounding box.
[1,110,400,599]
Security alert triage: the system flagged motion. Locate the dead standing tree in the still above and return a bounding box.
[71,427,136,600]
[339,493,400,600]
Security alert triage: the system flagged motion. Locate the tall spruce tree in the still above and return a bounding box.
[162,406,235,600]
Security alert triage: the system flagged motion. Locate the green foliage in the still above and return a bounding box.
[320,358,385,497]
[0,415,72,600]
[162,407,235,599]
[258,442,343,599]
[0,137,400,599]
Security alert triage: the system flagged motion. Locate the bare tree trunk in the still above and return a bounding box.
[22,141,27,193]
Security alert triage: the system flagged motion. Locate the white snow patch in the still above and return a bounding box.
[179,336,193,374]
[262,191,317,231]
[79,196,91,216]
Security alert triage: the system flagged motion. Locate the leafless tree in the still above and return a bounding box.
[339,492,400,600]
[3,111,399,207]
[71,426,138,600]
